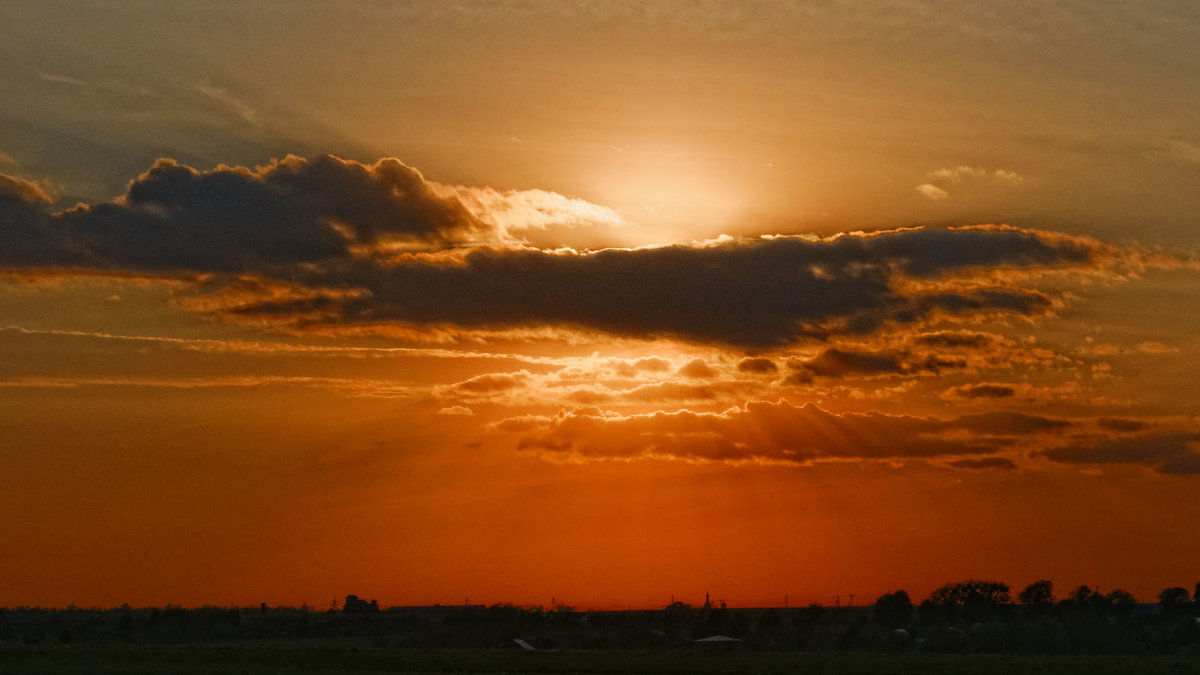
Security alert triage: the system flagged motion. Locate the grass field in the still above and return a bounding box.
[2,646,1199,674]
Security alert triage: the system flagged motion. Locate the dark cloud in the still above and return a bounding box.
[784,348,968,383]
[0,173,52,205]
[506,400,1068,465]
[947,456,1018,471]
[794,348,904,378]
[946,383,1017,399]
[949,412,1070,435]
[221,233,1076,347]
[1098,417,1149,432]
[861,226,1096,277]
[0,155,483,272]
[1040,432,1200,475]
[737,357,778,374]
[1,156,1120,347]
[913,331,1005,349]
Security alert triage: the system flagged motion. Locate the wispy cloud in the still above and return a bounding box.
[915,183,948,200]
[1137,341,1179,354]
[1163,139,1200,165]
[917,166,1024,199]
[34,69,87,87]
[194,81,258,124]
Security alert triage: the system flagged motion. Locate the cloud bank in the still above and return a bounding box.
[215,227,1109,348]
[0,155,1150,348]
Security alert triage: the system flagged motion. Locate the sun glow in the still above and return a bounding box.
[577,142,755,248]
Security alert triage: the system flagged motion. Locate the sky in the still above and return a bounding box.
[1,1,1199,610]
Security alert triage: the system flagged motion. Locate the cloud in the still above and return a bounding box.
[943,383,1016,400]
[430,357,768,409]
[677,358,716,379]
[947,456,1017,471]
[0,155,486,272]
[216,225,1104,348]
[918,166,1024,199]
[1163,139,1200,165]
[785,347,968,384]
[790,349,905,379]
[437,406,475,416]
[1136,341,1178,354]
[504,400,1070,465]
[0,174,53,205]
[737,357,778,374]
[926,166,1024,185]
[35,69,87,87]
[0,155,1143,348]
[916,183,949,200]
[194,81,257,124]
[911,331,1008,350]
[436,184,626,238]
[606,356,672,377]
[633,357,671,371]
[1098,417,1149,432]
[452,371,531,394]
[948,411,1070,436]
[1040,432,1200,475]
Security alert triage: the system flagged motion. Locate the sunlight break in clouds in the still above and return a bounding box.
[435,184,627,240]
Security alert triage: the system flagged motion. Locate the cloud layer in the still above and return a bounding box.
[1041,433,1200,476]
[220,227,1107,347]
[505,400,1069,465]
[0,156,1142,348]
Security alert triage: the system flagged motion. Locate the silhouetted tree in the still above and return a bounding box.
[872,590,913,628]
[343,595,379,614]
[1159,587,1191,615]
[926,580,1010,623]
[930,580,1011,606]
[1105,589,1137,618]
[1067,585,1099,606]
[1018,580,1054,610]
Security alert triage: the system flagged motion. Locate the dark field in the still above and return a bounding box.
[3,646,1200,675]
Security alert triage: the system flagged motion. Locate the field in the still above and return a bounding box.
[3,646,1199,675]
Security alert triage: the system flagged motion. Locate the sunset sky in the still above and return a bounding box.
[2,1,1199,610]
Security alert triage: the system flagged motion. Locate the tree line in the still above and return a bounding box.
[1,580,1198,654]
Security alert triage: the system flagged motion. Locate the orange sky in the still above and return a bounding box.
[1,2,1199,610]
